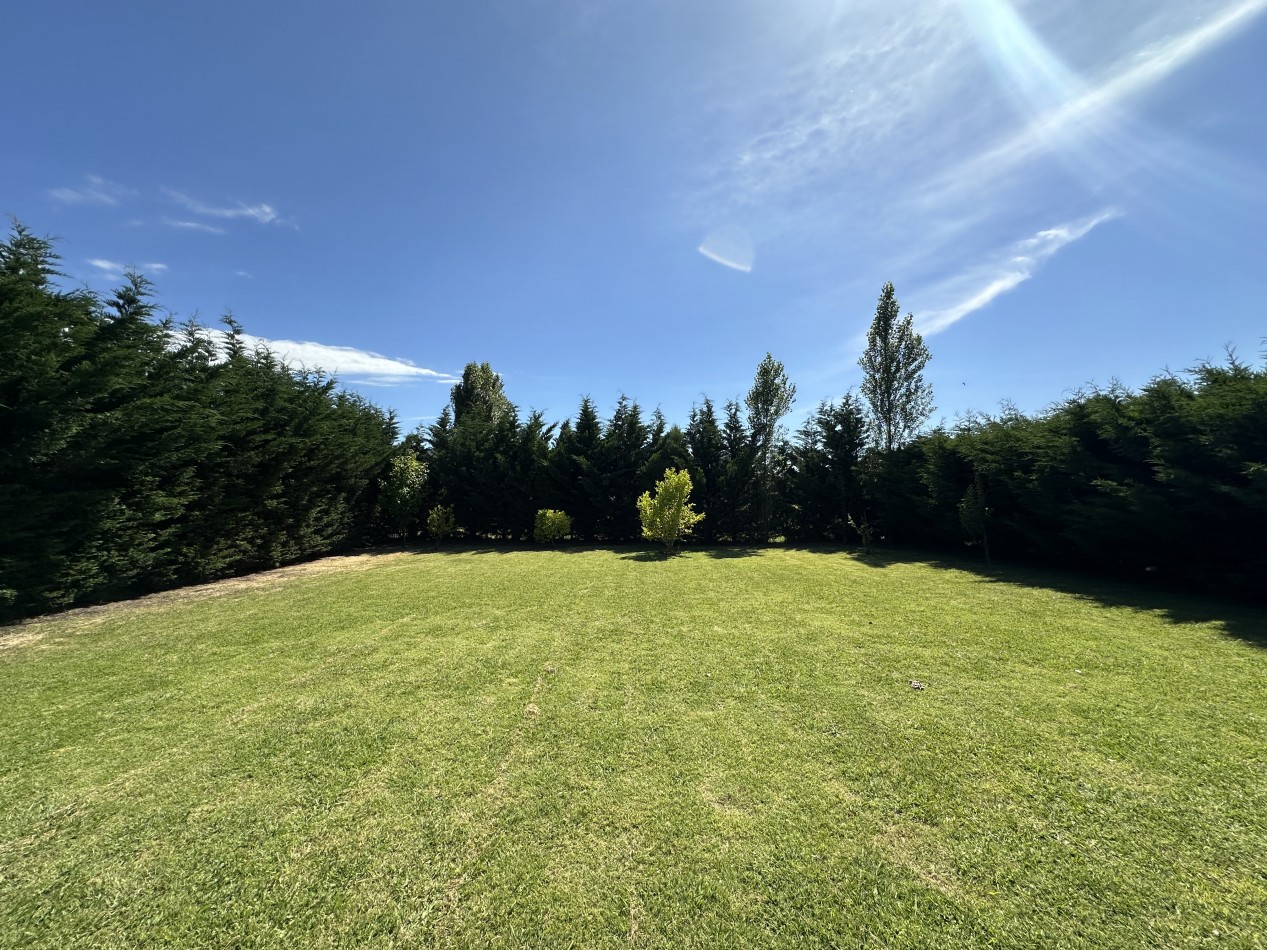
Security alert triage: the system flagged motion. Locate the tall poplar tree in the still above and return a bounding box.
[450,361,512,425]
[858,282,933,452]
[745,353,795,540]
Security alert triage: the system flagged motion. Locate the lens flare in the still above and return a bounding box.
[955,0,1267,207]
[698,225,755,273]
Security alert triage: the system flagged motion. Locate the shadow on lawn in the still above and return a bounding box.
[378,541,1266,649]
[970,564,1266,649]
[611,547,762,561]
[699,546,762,559]
[812,545,1267,650]
[393,541,762,560]
[618,550,669,562]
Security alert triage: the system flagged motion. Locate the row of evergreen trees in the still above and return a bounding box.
[4,220,1264,619]
[1,225,397,621]
[400,331,1265,600]
[403,360,865,548]
[876,363,1267,598]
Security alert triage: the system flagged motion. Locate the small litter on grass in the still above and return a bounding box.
[909,680,926,690]
[544,663,557,675]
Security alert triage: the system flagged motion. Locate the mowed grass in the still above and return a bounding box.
[2,548,1265,949]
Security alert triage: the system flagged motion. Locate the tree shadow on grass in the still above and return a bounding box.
[842,546,1267,650]
[619,550,670,562]
[385,541,610,557]
[399,542,762,560]
[362,541,1265,649]
[781,541,898,570]
[617,547,759,561]
[698,546,762,559]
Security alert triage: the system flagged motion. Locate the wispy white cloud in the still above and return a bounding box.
[693,3,966,222]
[164,189,282,225]
[227,333,461,387]
[913,210,1121,335]
[87,258,168,278]
[50,175,133,206]
[164,217,228,235]
[235,270,253,278]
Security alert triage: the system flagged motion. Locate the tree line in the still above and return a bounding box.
[394,289,1266,600]
[389,284,927,549]
[1,224,396,621]
[3,222,1264,621]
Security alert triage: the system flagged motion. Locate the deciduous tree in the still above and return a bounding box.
[746,353,796,539]
[381,454,427,540]
[859,283,933,452]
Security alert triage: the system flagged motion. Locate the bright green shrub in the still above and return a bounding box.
[427,505,457,541]
[534,509,572,544]
[637,468,704,553]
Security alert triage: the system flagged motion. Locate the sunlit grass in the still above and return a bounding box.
[2,547,1264,948]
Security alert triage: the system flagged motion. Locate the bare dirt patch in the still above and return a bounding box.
[873,823,967,899]
[0,550,413,651]
[699,780,754,816]
[0,627,48,651]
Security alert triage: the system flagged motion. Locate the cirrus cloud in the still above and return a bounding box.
[912,210,1122,335]
[50,174,134,206]
[87,258,168,278]
[223,332,461,387]
[164,188,284,226]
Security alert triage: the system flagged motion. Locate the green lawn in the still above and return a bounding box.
[2,547,1265,948]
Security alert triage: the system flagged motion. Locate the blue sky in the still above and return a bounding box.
[6,0,1266,433]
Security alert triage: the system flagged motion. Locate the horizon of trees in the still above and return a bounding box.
[3,222,1265,621]
[403,350,1265,595]
[395,289,1266,602]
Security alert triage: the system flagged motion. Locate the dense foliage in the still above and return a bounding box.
[0,225,396,621]
[891,367,1267,598]
[4,221,1264,617]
